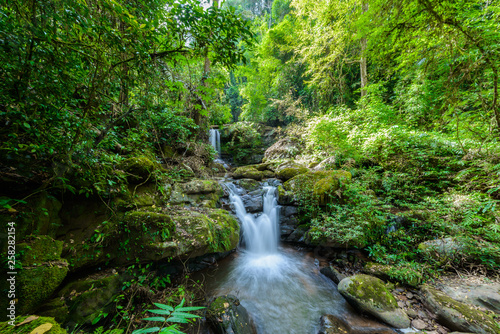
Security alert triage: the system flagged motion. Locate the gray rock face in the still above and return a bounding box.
[417,237,465,261]
[438,281,500,314]
[420,285,500,334]
[318,313,396,334]
[263,137,302,161]
[241,192,264,213]
[338,275,411,329]
[207,295,257,334]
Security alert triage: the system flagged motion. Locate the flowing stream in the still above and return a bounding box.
[205,181,353,334]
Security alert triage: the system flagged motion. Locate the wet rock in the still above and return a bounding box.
[241,192,264,213]
[233,166,265,181]
[234,179,261,192]
[320,266,346,285]
[281,205,298,217]
[338,275,411,328]
[318,313,396,334]
[420,284,500,334]
[207,295,257,334]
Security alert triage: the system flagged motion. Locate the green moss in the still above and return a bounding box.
[121,155,159,183]
[236,179,261,192]
[363,262,423,288]
[18,236,63,266]
[312,176,340,205]
[124,211,176,237]
[18,262,69,314]
[276,166,308,180]
[233,166,265,180]
[207,210,240,252]
[36,298,69,323]
[345,275,398,310]
[0,316,67,334]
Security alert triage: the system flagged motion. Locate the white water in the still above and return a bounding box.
[210,182,349,333]
[209,128,221,157]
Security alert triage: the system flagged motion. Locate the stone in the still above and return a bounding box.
[121,155,159,183]
[318,313,396,334]
[275,161,309,181]
[207,295,257,334]
[438,281,500,314]
[0,316,67,334]
[234,179,261,192]
[320,266,347,285]
[233,166,264,181]
[406,309,418,318]
[241,192,264,213]
[338,275,411,328]
[420,284,500,334]
[313,156,338,171]
[281,205,298,217]
[411,319,427,330]
[263,137,302,161]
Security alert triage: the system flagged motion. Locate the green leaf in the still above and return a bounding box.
[142,317,166,322]
[132,327,161,334]
[153,303,174,311]
[148,309,172,315]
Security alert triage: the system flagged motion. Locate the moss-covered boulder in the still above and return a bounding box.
[420,285,500,334]
[235,179,261,192]
[362,262,423,288]
[0,315,67,334]
[338,275,410,328]
[283,170,351,205]
[121,155,160,183]
[113,183,166,210]
[277,185,294,205]
[207,295,257,334]
[275,162,309,181]
[418,237,465,262]
[56,272,122,328]
[169,179,224,207]
[233,166,265,180]
[7,236,69,315]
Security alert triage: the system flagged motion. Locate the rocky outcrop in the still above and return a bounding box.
[3,236,69,315]
[62,208,240,270]
[232,165,275,181]
[206,295,257,334]
[420,284,500,334]
[169,179,224,208]
[320,266,347,285]
[338,275,411,328]
[438,281,500,314]
[263,137,303,161]
[274,161,309,181]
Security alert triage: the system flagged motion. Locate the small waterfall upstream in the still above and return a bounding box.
[209,128,221,157]
[207,182,350,334]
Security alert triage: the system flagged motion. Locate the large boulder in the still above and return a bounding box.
[1,236,69,315]
[283,170,351,206]
[206,295,257,334]
[437,281,500,314]
[337,275,410,328]
[169,179,224,208]
[420,284,500,334]
[63,208,240,270]
[275,161,309,181]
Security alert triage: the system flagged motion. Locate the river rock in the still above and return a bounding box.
[234,179,261,192]
[207,295,257,334]
[320,265,346,285]
[233,166,265,180]
[318,313,396,334]
[362,262,423,288]
[338,275,411,328]
[275,161,309,181]
[438,281,500,314]
[241,192,264,213]
[420,285,500,334]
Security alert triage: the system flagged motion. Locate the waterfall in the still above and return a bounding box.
[209,128,221,157]
[227,185,279,254]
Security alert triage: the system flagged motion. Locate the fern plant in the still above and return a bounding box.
[132,299,204,334]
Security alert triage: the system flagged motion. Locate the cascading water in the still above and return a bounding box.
[208,182,352,334]
[209,128,221,157]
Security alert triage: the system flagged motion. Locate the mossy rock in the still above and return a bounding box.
[113,183,165,210]
[277,185,294,205]
[276,166,309,181]
[420,284,500,334]
[207,295,256,334]
[233,166,264,181]
[169,179,223,207]
[57,273,122,328]
[235,179,261,192]
[17,236,64,267]
[338,275,410,328]
[180,179,223,195]
[0,315,67,334]
[121,155,159,183]
[17,261,69,315]
[362,262,423,288]
[283,170,351,205]
[36,298,69,324]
